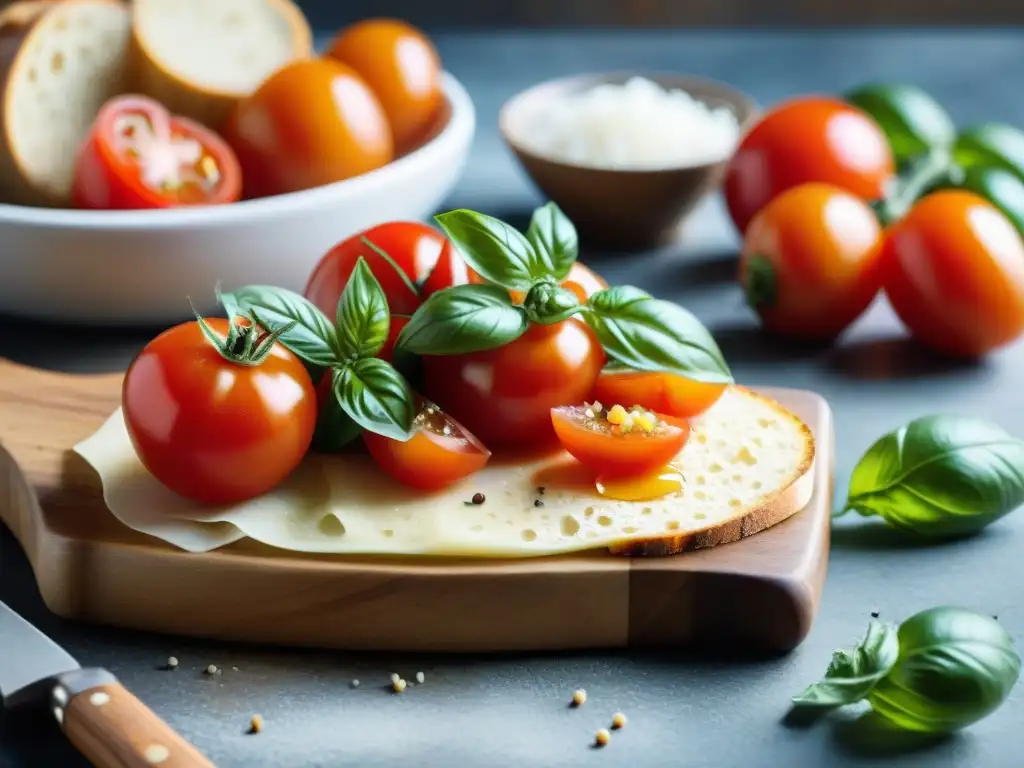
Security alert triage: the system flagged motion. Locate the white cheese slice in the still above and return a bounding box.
[74,387,814,557]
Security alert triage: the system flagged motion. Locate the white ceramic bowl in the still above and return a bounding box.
[0,73,475,325]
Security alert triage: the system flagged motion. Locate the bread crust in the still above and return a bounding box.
[608,386,816,557]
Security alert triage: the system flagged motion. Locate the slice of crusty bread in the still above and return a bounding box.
[0,0,130,206]
[129,0,313,131]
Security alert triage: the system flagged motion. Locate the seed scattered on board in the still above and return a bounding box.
[595,729,611,747]
[248,715,263,734]
[571,688,587,707]
[415,671,425,684]
[204,664,220,676]
[165,656,178,670]
[611,712,627,729]
[351,679,360,688]
[392,678,407,693]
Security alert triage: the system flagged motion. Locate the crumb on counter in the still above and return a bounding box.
[232,666,239,672]
[204,664,218,676]
[611,712,627,729]
[390,673,400,684]
[351,679,360,688]
[415,671,425,684]
[571,688,587,707]
[392,678,407,693]
[249,715,263,734]
[595,728,611,747]
[166,656,178,670]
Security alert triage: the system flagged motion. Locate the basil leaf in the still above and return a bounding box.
[842,415,1024,537]
[434,209,539,290]
[793,620,900,707]
[334,358,415,442]
[335,256,390,359]
[397,284,529,355]
[525,201,578,281]
[312,372,362,453]
[585,287,733,384]
[867,607,1020,733]
[954,123,1024,183]
[221,286,338,367]
[523,281,580,325]
[844,83,955,164]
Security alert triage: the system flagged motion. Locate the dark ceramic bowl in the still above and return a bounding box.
[499,72,759,250]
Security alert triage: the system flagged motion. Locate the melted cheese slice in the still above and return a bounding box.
[73,387,813,557]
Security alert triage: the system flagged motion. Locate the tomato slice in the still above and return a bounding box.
[72,94,242,210]
[550,404,690,478]
[591,370,727,419]
[363,397,491,491]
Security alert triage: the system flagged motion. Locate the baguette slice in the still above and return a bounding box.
[75,386,815,558]
[0,0,130,206]
[130,0,313,131]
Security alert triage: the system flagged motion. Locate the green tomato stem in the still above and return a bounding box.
[742,255,777,309]
[193,301,296,367]
[873,149,955,227]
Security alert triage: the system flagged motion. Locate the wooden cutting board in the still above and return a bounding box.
[0,358,834,654]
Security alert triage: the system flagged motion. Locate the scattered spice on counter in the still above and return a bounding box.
[204,664,218,676]
[165,656,178,670]
[415,671,425,684]
[390,673,400,684]
[534,499,544,507]
[351,679,360,688]
[611,712,627,729]
[595,728,611,747]
[571,688,587,707]
[467,492,486,506]
[392,678,407,693]
[537,486,546,495]
[870,611,880,619]
[249,715,263,734]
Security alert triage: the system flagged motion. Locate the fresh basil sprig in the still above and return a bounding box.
[397,284,529,355]
[525,201,578,280]
[837,415,1024,537]
[435,209,544,291]
[794,607,1020,734]
[221,256,416,445]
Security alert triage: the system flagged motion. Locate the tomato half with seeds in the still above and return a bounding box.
[724,96,895,235]
[739,182,885,340]
[551,405,690,477]
[423,320,605,448]
[883,190,1024,358]
[122,317,316,505]
[591,370,727,419]
[363,397,491,491]
[72,94,242,210]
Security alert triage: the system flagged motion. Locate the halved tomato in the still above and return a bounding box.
[363,397,491,491]
[550,404,690,478]
[591,370,727,419]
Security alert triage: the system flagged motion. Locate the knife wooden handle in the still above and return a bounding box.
[50,669,215,768]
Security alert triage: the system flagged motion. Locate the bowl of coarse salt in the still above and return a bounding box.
[500,72,758,250]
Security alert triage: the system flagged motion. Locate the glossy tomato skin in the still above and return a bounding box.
[739,182,885,340]
[363,399,491,491]
[325,19,443,153]
[225,58,393,199]
[72,95,242,210]
[305,222,445,317]
[423,321,606,448]
[883,190,1024,358]
[122,319,316,505]
[724,97,895,235]
[591,371,727,419]
[420,239,475,300]
[551,406,690,477]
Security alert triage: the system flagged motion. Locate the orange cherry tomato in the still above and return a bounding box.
[551,405,690,478]
[463,258,609,304]
[739,182,885,340]
[363,397,490,491]
[423,321,606,448]
[224,58,393,199]
[591,371,727,419]
[724,97,895,235]
[325,19,443,154]
[883,190,1024,358]
[122,318,316,505]
[72,94,241,210]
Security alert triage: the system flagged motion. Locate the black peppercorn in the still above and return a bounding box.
[534,499,544,507]
[471,493,485,505]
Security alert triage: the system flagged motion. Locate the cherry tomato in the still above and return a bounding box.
[724,97,895,235]
[122,318,316,505]
[423,321,606,448]
[591,370,726,419]
[325,19,443,154]
[224,58,393,199]
[72,95,241,210]
[739,182,885,340]
[551,405,690,477]
[420,239,475,300]
[363,397,490,491]
[883,190,1024,358]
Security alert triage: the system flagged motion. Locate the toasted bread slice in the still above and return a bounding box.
[0,0,130,206]
[129,0,313,130]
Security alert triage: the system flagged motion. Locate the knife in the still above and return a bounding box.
[1,601,215,767]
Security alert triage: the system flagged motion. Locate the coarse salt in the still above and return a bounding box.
[516,77,740,170]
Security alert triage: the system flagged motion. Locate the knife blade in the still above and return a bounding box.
[1,601,215,767]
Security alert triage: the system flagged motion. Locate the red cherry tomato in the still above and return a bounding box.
[739,182,886,340]
[724,96,895,235]
[591,371,727,419]
[72,94,242,210]
[551,405,690,477]
[122,318,316,505]
[363,398,491,491]
[423,321,606,448]
[883,190,1024,358]
[420,239,475,299]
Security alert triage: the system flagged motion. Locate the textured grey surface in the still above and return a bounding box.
[3,30,1024,767]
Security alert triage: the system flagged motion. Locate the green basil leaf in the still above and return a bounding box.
[312,372,363,453]
[221,286,338,367]
[844,83,955,164]
[523,281,580,325]
[585,287,733,384]
[793,620,900,707]
[397,284,529,355]
[842,415,1024,537]
[525,201,578,281]
[335,256,390,359]
[434,209,539,290]
[944,166,1024,239]
[954,123,1024,183]
[868,607,1021,733]
[334,358,415,441]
